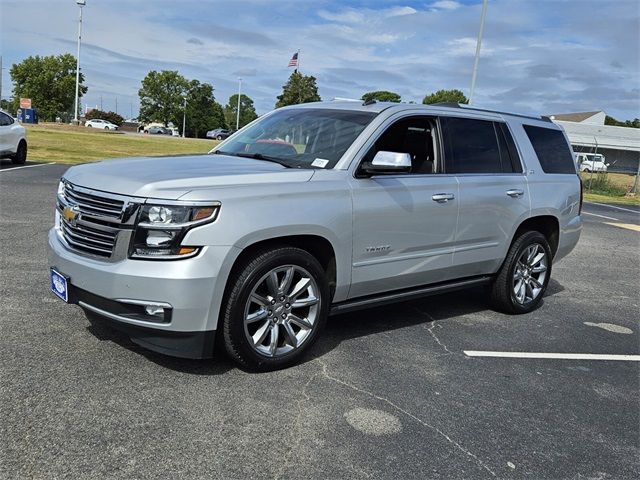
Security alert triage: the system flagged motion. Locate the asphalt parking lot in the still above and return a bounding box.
[1,161,638,479]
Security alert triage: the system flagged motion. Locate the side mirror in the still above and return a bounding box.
[360,151,411,176]
[605,163,610,167]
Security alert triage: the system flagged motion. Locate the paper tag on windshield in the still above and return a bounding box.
[311,158,329,168]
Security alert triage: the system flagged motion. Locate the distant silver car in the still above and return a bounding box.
[48,101,582,370]
[144,126,173,135]
[206,128,232,140]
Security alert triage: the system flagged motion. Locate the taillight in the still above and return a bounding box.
[578,175,584,214]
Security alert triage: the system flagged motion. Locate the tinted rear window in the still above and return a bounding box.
[441,117,502,174]
[523,125,575,174]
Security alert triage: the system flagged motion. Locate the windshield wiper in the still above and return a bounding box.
[213,150,291,168]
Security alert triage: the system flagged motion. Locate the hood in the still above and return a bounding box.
[63,154,315,200]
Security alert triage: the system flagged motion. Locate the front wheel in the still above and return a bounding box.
[490,231,552,314]
[11,141,27,165]
[222,247,329,371]
[216,135,223,140]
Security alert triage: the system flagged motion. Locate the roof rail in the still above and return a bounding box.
[430,102,552,123]
[331,97,362,102]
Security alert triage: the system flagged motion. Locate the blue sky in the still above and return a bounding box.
[1,0,639,119]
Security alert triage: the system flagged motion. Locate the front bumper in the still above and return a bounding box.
[48,228,236,358]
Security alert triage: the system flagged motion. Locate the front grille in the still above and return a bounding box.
[64,182,125,219]
[60,217,118,257]
[57,182,137,259]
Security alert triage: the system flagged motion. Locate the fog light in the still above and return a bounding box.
[145,304,165,316]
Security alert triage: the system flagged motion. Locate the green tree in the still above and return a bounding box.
[361,90,401,103]
[179,80,226,138]
[275,71,321,108]
[9,53,87,121]
[85,109,124,126]
[422,89,468,105]
[138,70,189,127]
[224,93,258,129]
[605,115,640,128]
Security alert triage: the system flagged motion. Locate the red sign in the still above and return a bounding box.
[20,98,32,109]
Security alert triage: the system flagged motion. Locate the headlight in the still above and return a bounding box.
[130,203,219,260]
[57,179,65,197]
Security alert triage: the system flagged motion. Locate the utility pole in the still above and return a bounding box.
[182,96,187,138]
[100,95,102,110]
[236,78,242,130]
[73,0,86,124]
[631,153,640,195]
[0,55,3,107]
[469,0,488,105]
[115,96,118,115]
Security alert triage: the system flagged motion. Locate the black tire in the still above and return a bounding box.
[222,246,329,371]
[87,124,92,128]
[216,135,223,140]
[489,231,552,314]
[11,141,27,165]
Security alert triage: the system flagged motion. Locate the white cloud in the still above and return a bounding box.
[430,1,461,11]
[2,0,638,119]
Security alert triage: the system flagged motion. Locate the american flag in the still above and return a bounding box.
[288,52,299,68]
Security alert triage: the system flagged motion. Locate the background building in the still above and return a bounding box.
[550,111,640,173]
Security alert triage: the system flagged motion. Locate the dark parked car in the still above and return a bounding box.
[206,128,232,140]
[144,126,173,135]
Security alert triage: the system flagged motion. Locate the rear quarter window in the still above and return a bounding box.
[523,125,576,174]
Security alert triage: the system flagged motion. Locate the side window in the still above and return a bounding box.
[440,117,502,174]
[523,125,575,174]
[0,112,13,126]
[364,116,438,174]
[495,122,523,173]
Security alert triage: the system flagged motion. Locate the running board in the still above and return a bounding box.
[330,276,492,315]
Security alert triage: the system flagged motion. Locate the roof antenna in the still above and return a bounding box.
[362,99,377,106]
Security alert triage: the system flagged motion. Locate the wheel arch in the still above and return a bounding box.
[512,215,560,257]
[228,234,338,299]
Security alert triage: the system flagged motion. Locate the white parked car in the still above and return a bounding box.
[0,110,27,164]
[85,119,119,130]
[576,153,609,173]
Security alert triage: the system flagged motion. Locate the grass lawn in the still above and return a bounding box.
[581,171,640,205]
[25,123,219,164]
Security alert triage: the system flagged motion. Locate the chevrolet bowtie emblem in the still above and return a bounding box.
[62,205,81,226]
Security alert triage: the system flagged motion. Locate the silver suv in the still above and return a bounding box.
[48,101,582,370]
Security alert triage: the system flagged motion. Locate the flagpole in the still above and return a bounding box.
[297,49,300,74]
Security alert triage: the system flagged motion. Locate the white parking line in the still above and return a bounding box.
[587,202,640,214]
[0,162,56,172]
[463,351,640,361]
[582,211,619,221]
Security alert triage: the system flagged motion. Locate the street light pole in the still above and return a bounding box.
[73,0,86,124]
[182,96,187,138]
[236,78,242,130]
[0,55,3,107]
[469,0,488,105]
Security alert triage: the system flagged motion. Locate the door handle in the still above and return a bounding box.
[506,189,524,198]
[432,193,455,203]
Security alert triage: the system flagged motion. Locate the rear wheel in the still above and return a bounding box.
[490,231,551,314]
[222,247,329,371]
[11,141,27,165]
[216,135,223,140]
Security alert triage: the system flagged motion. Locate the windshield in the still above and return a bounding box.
[213,108,376,169]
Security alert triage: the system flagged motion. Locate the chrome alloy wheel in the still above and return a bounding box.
[243,265,320,357]
[513,243,548,305]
